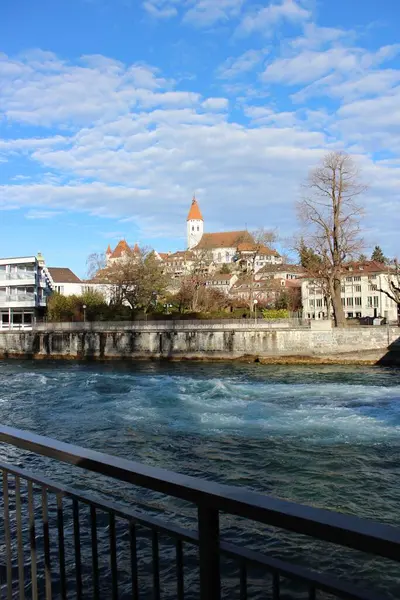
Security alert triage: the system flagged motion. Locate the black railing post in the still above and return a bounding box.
[198,505,221,600]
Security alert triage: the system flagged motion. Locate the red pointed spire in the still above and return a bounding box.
[187,196,203,221]
[106,244,112,255]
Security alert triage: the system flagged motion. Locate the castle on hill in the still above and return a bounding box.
[105,196,282,273]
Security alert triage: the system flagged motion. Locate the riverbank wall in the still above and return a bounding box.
[0,321,400,363]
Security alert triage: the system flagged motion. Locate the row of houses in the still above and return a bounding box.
[1,200,398,328]
[2,250,396,329]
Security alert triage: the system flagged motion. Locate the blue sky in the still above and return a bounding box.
[1,0,400,275]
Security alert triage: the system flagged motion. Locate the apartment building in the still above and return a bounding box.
[0,255,52,329]
[301,261,399,322]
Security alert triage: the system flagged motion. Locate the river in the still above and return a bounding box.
[0,360,399,598]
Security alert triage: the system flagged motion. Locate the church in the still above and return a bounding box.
[105,196,282,273]
[185,196,281,269]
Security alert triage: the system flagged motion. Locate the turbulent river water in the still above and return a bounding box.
[0,360,399,599]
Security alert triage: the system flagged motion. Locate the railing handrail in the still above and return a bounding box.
[33,317,309,330]
[0,424,399,562]
[0,458,385,600]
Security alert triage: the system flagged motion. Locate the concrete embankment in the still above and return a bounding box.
[0,322,399,364]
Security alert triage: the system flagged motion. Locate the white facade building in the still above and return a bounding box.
[301,261,399,322]
[0,255,52,329]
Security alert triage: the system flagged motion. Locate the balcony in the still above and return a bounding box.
[0,425,398,599]
[0,271,36,287]
[0,293,38,308]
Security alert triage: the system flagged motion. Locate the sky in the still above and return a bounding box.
[1,0,400,275]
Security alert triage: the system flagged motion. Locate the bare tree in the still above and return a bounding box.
[86,252,106,279]
[298,151,366,327]
[378,260,400,317]
[96,247,167,313]
[234,228,277,312]
[172,249,214,312]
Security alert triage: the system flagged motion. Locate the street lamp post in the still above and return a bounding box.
[253,299,258,325]
[83,304,87,323]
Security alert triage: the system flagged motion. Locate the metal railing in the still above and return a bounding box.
[0,293,36,303]
[0,271,36,281]
[33,317,310,331]
[0,425,399,599]
[0,322,33,330]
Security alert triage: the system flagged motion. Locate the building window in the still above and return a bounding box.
[368,275,377,280]
[197,226,199,231]
[369,284,377,291]
[309,299,315,307]
[373,296,379,308]
[356,312,361,318]
[355,297,362,306]
[346,277,352,282]
[192,226,194,231]
[353,276,361,282]
[355,285,361,292]
[346,297,353,306]
[341,286,345,293]
[316,299,322,307]
[341,297,345,305]
[367,296,373,307]
[347,312,353,318]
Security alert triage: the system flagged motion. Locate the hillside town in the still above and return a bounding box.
[0,196,399,329]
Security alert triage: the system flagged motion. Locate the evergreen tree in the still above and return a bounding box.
[298,238,321,270]
[371,246,387,264]
[358,253,367,262]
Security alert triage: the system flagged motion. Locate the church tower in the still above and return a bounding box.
[187,196,204,249]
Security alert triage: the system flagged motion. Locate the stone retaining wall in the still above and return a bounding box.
[0,325,399,362]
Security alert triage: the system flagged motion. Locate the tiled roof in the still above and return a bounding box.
[302,260,390,280]
[237,242,280,256]
[110,240,130,259]
[48,267,82,284]
[205,274,233,282]
[258,263,304,274]
[164,251,194,262]
[195,230,253,250]
[343,260,388,274]
[157,252,169,260]
[187,197,203,221]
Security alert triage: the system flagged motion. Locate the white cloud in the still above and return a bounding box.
[143,0,179,18]
[0,136,67,152]
[202,97,229,110]
[1,49,400,252]
[142,0,244,25]
[217,49,266,79]
[262,47,360,85]
[25,209,63,220]
[290,23,348,50]
[183,0,245,27]
[239,0,310,36]
[244,106,297,127]
[0,53,173,127]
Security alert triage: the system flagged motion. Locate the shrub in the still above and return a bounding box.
[261,308,289,319]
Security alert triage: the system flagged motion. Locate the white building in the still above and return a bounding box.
[301,261,399,322]
[0,254,52,329]
[48,267,113,302]
[204,273,238,293]
[47,267,84,296]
